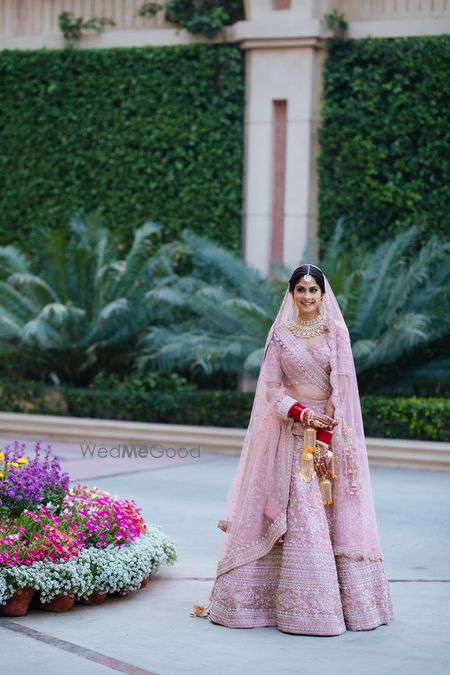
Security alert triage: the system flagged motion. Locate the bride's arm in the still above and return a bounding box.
[264,336,298,419]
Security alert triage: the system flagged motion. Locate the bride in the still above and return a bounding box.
[192,264,393,635]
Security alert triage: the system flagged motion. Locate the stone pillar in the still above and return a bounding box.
[239,1,324,278]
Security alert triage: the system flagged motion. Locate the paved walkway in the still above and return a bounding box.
[1,436,449,675]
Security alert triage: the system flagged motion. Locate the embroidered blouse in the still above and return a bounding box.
[265,324,333,420]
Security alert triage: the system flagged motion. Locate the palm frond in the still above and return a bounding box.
[354,227,419,338]
[0,246,30,278]
[351,338,377,364]
[356,313,429,371]
[243,346,264,374]
[181,229,264,301]
[0,281,39,322]
[113,221,162,297]
[320,216,347,276]
[89,298,141,349]
[21,317,67,350]
[39,228,70,301]
[377,358,450,396]
[8,274,60,307]
[138,326,256,375]
[0,315,22,340]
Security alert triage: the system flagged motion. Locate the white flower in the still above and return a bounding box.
[0,526,177,603]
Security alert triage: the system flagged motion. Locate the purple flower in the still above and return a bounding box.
[0,442,69,517]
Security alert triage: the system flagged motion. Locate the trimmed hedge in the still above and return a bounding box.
[0,380,251,428]
[361,395,449,443]
[318,35,450,249]
[0,380,448,442]
[0,45,244,252]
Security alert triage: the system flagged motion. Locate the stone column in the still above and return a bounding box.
[238,1,324,278]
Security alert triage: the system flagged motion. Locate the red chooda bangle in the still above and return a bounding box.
[287,402,306,421]
[288,402,333,446]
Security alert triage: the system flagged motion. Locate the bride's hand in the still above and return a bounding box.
[314,446,332,478]
[312,412,338,430]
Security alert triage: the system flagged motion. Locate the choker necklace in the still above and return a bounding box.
[287,314,327,339]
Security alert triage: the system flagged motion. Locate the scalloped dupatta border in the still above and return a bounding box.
[208,418,296,601]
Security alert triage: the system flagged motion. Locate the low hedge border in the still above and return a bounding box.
[0,381,448,442]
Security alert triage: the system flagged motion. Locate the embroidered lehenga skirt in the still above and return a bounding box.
[207,399,394,635]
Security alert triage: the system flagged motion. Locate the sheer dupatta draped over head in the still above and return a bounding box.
[212,272,384,588]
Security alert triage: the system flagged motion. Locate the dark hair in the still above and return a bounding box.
[289,265,325,294]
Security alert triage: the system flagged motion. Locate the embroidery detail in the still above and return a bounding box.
[276,395,298,420]
[285,337,331,384]
[342,422,362,495]
[334,320,352,375]
[215,419,295,578]
[208,423,393,633]
[275,324,332,396]
[327,319,362,498]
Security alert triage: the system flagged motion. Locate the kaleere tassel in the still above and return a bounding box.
[300,427,317,482]
[319,477,333,505]
[328,450,336,478]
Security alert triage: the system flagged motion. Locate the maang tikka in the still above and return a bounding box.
[303,264,312,282]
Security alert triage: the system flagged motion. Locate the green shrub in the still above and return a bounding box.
[361,396,449,442]
[0,45,244,253]
[319,35,450,249]
[138,1,245,39]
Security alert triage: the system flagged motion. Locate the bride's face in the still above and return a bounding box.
[293,276,323,319]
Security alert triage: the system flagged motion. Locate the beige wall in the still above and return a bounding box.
[3,1,449,49]
[1,0,449,275]
[0,0,207,48]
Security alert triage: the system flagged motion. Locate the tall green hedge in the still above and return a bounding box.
[318,35,450,248]
[0,45,244,252]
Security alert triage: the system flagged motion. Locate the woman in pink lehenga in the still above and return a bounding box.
[192,264,393,635]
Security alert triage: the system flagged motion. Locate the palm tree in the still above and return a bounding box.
[140,223,450,395]
[0,214,165,384]
[321,221,450,394]
[3,213,446,396]
[137,229,285,377]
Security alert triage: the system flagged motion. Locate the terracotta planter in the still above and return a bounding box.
[140,573,152,589]
[0,587,35,617]
[43,593,75,612]
[79,591,108,606]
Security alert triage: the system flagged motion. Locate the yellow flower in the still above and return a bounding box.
[0,452,4,461]
[9,462,20,468]
[17,457,28,464]
[0,472,3,479]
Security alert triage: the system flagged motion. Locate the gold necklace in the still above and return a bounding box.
[287,314,327,339]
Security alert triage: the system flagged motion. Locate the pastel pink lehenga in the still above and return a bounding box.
[194,274,393,636]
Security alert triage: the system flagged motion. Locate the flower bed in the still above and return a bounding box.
[0,442,177,615]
